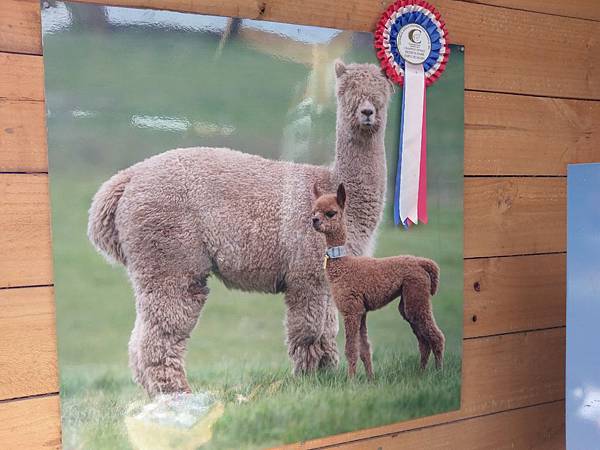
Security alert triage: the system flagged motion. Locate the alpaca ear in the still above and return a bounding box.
[312,182,322,200]
[334,59,347,78]
[336,183,346,209]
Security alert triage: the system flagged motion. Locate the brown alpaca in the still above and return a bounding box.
[311,184,445,379]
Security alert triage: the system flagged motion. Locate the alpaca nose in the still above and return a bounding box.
[361,108,374,117]
[312,217,321,228]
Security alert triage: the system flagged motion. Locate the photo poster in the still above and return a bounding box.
[42,2,464,449]
[567,163,600,450]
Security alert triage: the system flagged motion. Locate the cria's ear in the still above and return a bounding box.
[312,182,322,200]
[336,183,346,209]
[334,59,347,78]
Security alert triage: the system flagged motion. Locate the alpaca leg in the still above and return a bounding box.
[133,273,209,396]
[417,338,431,370]
[318,296,340,369]
[401,281,445,370]
[428,321,445,369]
[343,314,362,378]
[284,286,328,374]
[359,314,374,380]
[399,296,426,368]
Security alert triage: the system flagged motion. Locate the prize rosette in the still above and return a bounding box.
[374,0,449,227]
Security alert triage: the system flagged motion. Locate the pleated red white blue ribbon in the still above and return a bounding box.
[375,0,449,227]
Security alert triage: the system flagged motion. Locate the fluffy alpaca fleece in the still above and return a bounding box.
[311,184,445,379]
[87,60,392,396]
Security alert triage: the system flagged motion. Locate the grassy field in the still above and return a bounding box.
[52,176,462,450]
[44,5,463,449]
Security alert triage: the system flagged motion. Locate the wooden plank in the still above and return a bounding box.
[0,286,58,401]
[463,0,600,22]
[68,0,600,99]
[0,53,44,101]
[0,395,61,450]
[283,327,564,448]
[0,174,53,288]
[464,177,566,258]
[464,253,566,338]
[462,328,564,415]
[0,100,48,173]
[0,0,41,55]
[310,400,564,450]
[465,92,600,176]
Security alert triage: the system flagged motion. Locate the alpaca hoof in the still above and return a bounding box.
[291,343,324,374]
[143,366,191,397]
[318,347,340,370]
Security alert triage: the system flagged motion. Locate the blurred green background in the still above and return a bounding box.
[42,2,464,449]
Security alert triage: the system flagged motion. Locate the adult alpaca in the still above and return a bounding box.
[88,60,392,396]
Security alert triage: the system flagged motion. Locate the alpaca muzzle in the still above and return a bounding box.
[312,217,322,230]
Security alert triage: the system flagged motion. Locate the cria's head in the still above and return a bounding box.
[334,59,393,135]
[311,183,346,235]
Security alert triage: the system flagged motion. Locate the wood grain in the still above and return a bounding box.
[464,177,566,258]
[282,327,565,449]
[0,100,48,173]
[312,400,564,450]
[465,92,600,176]
[0,395,61,450]
[0,286,58,401]
[463,0,600,21]
[57,0,600,99]
[464,253,566,338]
[0,52,44,101]
[462,327,564,415]
[0,174,53,288]
[0,0,41,55]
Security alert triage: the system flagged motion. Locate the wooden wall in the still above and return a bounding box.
[1,0,598,448]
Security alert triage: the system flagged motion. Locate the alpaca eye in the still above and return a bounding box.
[325,211,336,218]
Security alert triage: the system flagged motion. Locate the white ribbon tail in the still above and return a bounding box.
[399,61,425,225]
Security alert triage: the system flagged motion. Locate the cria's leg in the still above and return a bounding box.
[401,280,445,370]
[318,296,340,370]
[359,314,374,380]
[417,339,431,370]
[131,273,209,396]
[343,313,362,378]
[284,286,328,374]
[430,323,445,369]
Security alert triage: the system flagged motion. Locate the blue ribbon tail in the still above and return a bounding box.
[394,83,407,227]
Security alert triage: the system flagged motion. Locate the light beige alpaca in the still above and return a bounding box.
[88,60,392,396]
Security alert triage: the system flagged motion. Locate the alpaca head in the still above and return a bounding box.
[311,183,347,242]
[334,59,393,136]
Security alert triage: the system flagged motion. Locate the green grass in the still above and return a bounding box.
[61,354,461,450]
[52,176,462,450]
[43,10,464,450]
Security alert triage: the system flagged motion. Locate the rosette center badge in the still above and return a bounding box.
[397,24,431,64]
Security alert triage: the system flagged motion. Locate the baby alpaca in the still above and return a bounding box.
[311,184,445,378]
